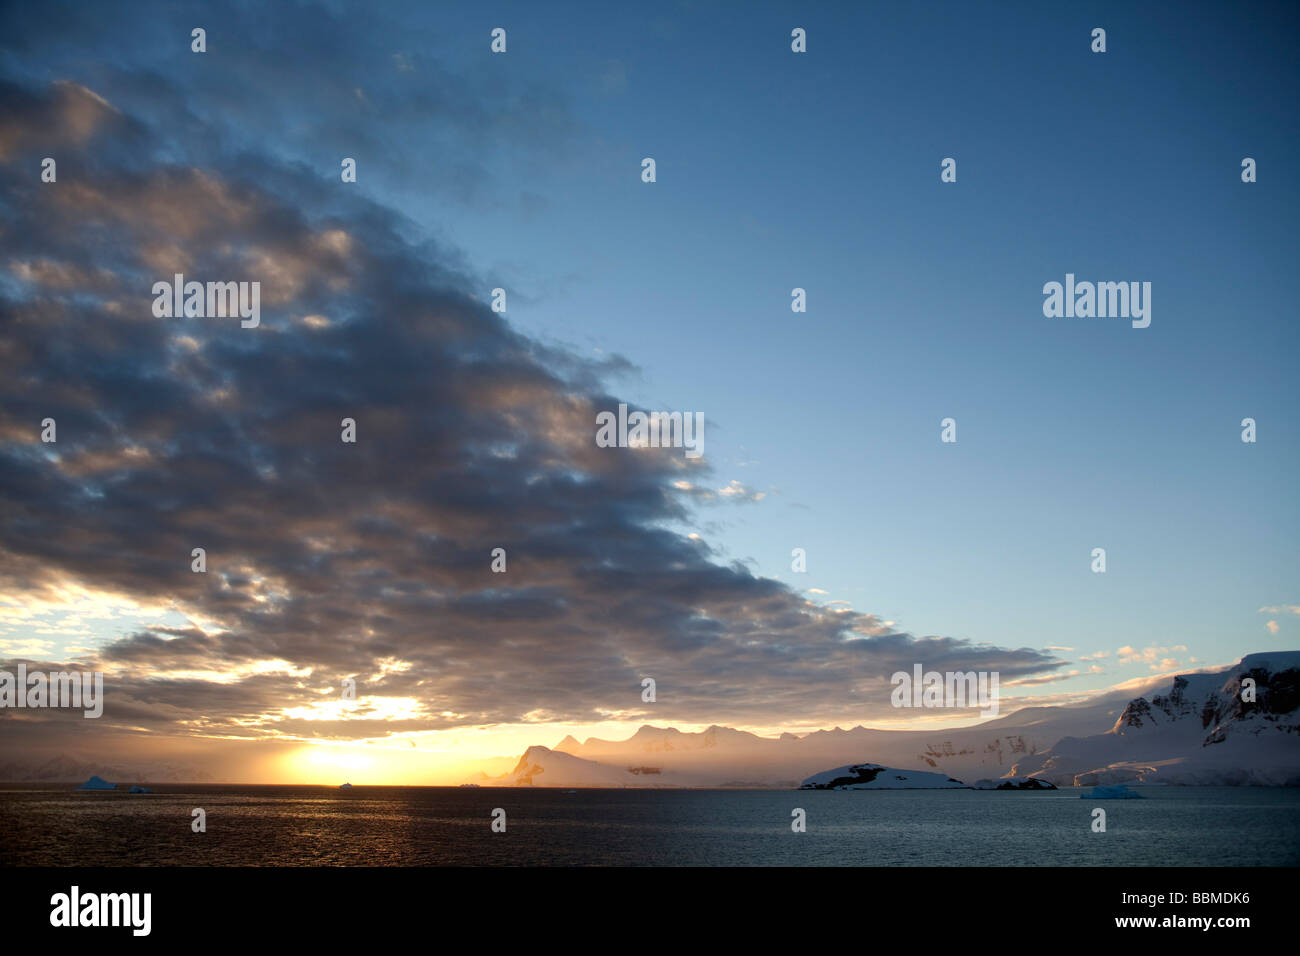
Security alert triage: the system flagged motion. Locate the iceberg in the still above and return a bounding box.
[127,785,152,794]
[1083,784,1144,799]
[75,775,116,791]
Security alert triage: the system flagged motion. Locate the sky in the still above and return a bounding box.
[0,0,1296,783]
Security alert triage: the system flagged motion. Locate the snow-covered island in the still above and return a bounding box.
[799,763,966,790]
[971,777,1058,790]
[799,764,1061,790]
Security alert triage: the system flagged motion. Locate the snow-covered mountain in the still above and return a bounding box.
[537,685,1154,787]
[481,653,1300,788]
[1010,652,1300,786]
[500,746,686,788]
[0,752,215,783]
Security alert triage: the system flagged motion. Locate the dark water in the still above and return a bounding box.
[1,784,1297,866]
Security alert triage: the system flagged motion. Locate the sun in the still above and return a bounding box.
[296,744,375,779]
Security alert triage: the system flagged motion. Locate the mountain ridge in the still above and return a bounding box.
[485,653,1300,788]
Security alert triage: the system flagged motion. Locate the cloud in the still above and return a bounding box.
[672,479,767,504]
[0,0,583,212]
[0,80,121,160]
[0,70,1066,757]
[1005,669,1080,687]
[1266,621,1279,634]
[1117,645,1188,670]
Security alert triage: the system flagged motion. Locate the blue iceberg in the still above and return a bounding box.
[1082,784,1144,799]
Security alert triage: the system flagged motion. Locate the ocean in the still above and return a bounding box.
[2,784,1297,866]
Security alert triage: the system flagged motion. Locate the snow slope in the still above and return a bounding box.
[501,746,687,787]
[1011,653,1300,786]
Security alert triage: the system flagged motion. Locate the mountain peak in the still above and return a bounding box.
[632,724,680,737]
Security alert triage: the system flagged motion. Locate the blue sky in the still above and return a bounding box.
[1,0,1296,733]
[325,0,1300,684]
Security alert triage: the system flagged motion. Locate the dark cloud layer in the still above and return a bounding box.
[1,0,582,211]
[0,11,1063,753]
